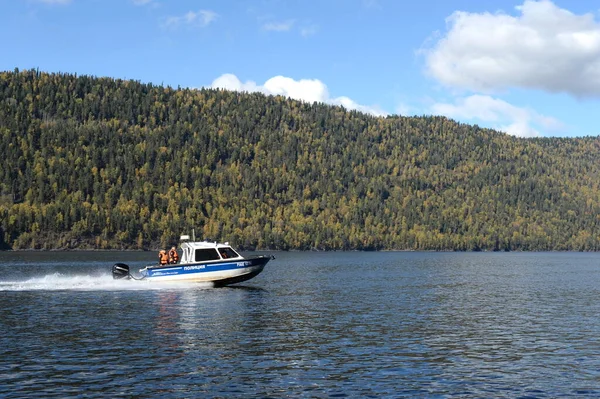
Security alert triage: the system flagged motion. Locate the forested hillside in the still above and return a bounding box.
[2,69,600,251]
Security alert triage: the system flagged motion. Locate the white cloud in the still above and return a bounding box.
[263,76,328,103]
[258,16,316,37]
[300,25,318,37]
[395,103,412,116]
[262,20,295,32]
[431,94,565,137]
[163,10,217,29]
[425,0,600,97]
[132,0,152,5]
[211,74,387,117]
[211,74,260,92]
[330,96,387,116]
[363,0,381,9]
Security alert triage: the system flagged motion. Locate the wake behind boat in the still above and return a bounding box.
[112,236,273,286]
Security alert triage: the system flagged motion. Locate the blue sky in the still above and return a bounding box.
[2,0,600,137]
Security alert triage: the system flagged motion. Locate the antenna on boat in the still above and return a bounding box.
[192,228,195,242]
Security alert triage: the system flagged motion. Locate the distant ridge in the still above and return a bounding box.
[1,69,600,251]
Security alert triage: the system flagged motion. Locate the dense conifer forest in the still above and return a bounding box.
[1,69,600,251]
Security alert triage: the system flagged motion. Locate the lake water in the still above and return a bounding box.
[1,251,600,398]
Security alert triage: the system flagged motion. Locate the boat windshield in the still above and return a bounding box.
[218,247,240,259]
[195,248,220,262]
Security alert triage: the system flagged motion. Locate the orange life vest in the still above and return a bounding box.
[158,250,168,265]
[168,248,179,264]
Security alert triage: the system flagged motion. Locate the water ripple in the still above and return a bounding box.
[1,251,600,397]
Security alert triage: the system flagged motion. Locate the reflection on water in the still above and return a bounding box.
[1,251,600,397]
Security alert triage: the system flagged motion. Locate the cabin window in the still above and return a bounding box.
[195,248,220,262]
[219,247,240,259]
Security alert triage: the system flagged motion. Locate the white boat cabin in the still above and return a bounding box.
[179,237,243,264]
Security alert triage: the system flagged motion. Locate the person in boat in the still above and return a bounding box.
[168,246,179,264]
[158,249,168,265]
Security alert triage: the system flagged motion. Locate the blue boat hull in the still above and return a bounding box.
[142,255,271,285]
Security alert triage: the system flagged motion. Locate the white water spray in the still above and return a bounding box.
[0,273,213,291]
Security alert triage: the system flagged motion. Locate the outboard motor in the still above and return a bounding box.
[112,263,131,279]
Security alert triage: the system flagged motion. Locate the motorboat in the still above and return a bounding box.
[112,236,273,286]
